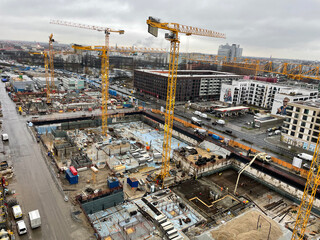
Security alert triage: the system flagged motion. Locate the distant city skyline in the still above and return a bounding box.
[1,0,319,61]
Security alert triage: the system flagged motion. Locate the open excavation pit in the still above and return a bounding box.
[173,168,320,239]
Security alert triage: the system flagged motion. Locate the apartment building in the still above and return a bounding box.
[282,99,320,152]
[220,80,318,113]
[134,69,241,101]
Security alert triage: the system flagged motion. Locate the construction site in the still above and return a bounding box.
[0,12,319,240]
[22,106,318,240]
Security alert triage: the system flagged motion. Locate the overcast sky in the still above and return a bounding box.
[1,0,319,60]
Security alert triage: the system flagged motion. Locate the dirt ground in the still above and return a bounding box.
[205,168,269,197]
[211,210,283,240]
[61,167,114,199]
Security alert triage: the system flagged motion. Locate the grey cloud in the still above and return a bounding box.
[0,0,319,60]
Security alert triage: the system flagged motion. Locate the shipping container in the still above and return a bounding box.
[108,177,119,189]
[66,169,78,184]
[212,134,223,141]
[108,89,117,96]
[123,103,133,108]
[127,177,139,188]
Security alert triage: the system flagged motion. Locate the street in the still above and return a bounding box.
[0,82,92,239]
[174,108,296,162]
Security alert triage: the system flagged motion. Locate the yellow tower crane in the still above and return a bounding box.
[48,33,55,88]
[50,19,124,136]
[72,45,167,54]
[291,134,320,239]
[146,17,225,184]
[30,47,76,103]
[29,51,51,103]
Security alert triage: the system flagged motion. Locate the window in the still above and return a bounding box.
[302,115,307,121]
[300,127,305,133]
[312,138,317,143]
[293,119,298,125]
[291,131,295,136]
[292,126,296,130]
[304,109,309,114]
[301,122,306,127]
[296,107,300,112]
[298,134,303,139]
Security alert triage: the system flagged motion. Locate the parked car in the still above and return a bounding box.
[12,205,22,219]
[16,220,27,235]
[224,130,233,135]
[216,119,225,125]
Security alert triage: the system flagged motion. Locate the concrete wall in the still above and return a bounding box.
[232,161,320,212]
[104,143,131,156]
[175,153,320,213]
[81,190,124,214]
[158,123,198,146]
[173,152,232,177]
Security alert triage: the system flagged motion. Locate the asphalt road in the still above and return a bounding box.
[174,109,295,162]
[0,82,91,239]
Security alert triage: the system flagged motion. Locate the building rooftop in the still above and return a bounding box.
[290,99,320,108]
[136,69,241,78]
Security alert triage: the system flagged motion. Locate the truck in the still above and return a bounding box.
[248,153,272,163]
[191,117,202,126]
[194,128,207,136]
[12,205,22,219]
[28,209,41,229]
[297,153,313,161]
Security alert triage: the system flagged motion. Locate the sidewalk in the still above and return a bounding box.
[265,134,314,155]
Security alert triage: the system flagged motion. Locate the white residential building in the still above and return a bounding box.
[220,80,318,113]
[282,99,320,151]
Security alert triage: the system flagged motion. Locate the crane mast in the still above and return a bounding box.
[29,51,51,103]
[291,133,320,239]
[146,17,225,184]
[48,34,55,89]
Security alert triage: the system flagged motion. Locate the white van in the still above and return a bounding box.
[297,153,313,162]
[12,205,22,219]
[16,220,27,235]
[28,209,41,229]
[1,133,8,141]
